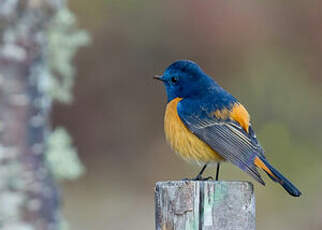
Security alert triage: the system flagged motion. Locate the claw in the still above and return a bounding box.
[181,164,214,181]
[181,175,213,181]
[202,176,213,181]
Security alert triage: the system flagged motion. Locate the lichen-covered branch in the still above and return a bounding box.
[0,1,87,229]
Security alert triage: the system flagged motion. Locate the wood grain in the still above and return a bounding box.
[155,181,255,230]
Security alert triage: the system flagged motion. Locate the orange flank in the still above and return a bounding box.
[229,103,250,133]
[164,98,224,164]
[254,156,275,178]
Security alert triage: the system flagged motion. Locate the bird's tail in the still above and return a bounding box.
[254,156,302,197]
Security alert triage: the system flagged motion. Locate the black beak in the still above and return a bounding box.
[153,75,163,81]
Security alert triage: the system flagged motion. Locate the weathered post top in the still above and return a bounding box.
[155,181,255,230]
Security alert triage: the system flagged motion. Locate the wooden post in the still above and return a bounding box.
[155,181,255,230]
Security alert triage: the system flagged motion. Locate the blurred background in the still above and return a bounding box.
[53,1,322,229]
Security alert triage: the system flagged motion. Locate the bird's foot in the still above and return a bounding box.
[182,175,213,181]
[195,175,213,181]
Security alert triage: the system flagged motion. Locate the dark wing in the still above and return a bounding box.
[178,108,265,185]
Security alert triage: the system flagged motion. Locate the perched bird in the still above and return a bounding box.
[154,60,301,197]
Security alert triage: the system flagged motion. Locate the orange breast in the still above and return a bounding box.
[164,98,224,164]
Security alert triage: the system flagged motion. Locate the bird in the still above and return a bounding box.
[154,60,302,197]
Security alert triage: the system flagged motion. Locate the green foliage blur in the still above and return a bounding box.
[54,1,322,229]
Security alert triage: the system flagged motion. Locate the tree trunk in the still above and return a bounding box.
[0,1,63,229]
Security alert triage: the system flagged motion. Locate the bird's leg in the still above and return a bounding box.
[215,162,220,181]
[192,164,213,180]
[182,164,213,181]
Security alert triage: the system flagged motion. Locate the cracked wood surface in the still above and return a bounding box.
[155,181,255,230]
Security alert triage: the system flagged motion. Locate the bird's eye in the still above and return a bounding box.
[171,77,177,83]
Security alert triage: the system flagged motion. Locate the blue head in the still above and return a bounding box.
[155,60,216,102]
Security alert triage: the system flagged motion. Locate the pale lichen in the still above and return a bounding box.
[0,191,24,220]
[55,213,69,230]
[45,127,85,181]
[46,7,90,103]
[35,5,88,183]
[0,223,34,230]
[0,147,29,230]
